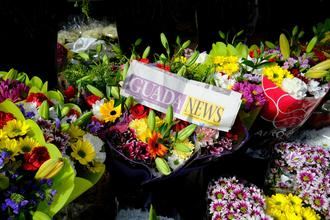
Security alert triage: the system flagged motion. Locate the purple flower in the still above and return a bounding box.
[0,79,29,103]
[2,194,29,214]
[207,137,233,156]
[87,120,104,135]
[232,81,266,111]
[0,151,10,168]
[243,73,262,83]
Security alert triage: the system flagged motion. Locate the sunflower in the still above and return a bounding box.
[2,120,30,138]
[17,137,39,153]
[71,140,96,165]
[0,138,19,158]
[147,132,168,158]
[99,100,121,123]
[67,124,85,141]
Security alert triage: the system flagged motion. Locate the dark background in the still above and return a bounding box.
[0,1,329,219]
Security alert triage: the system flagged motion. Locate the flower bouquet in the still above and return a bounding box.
[0,69,107,216]
[207,176,271,220]
[0,101,75,219]
[106,102,198,183]
[266,142,330,218]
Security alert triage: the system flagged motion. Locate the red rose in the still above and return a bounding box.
[64,85,75,100]
[156,63,171,71]
[22,147,50,171]
[130,104,149,119]
[173,120,190,132]
[85,95,101,108]
[26,93,51,107]
[139,58,150,64]
[0,111,15,128]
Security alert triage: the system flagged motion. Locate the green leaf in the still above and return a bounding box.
[63,103,82,115]
[298,31,304,39]
[142,46,151,59]
[46,91,64,104]
[33,211,51,220]
[305,70,328,79]
[279,33,290,60]
[236,43,248,58]
[29,76,43,90]
[102,54,109,65]
[155,157,171,175]
[149,205,158,220]
[185,51,199,66]
[176,36,181,46]
[265,41,276,49]
[0,100,25,120]
[147,110,156,131]
[41,81,48,93]
[177,65,186,76]
[74,111,93,126]
[125,96,134,109]
[174,143,192,153]
[0,174,9,190]
[177,124,197,141]
[3,68,18,80]
[181,40,191,49]
[165,105,173,125]
[306,36,318,53]
[86,84,104,98]
[96,44,102,54]
[39,101,49,120]
[292,25,299,37]
[226,44,238,56]
[219,31,226,39]
[110,86,120,99]
[160,33,169,51]
[134,38,142,46]
[78,52,90,61]
[209,42,227,56]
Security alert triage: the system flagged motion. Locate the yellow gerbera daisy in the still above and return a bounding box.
[71,140,96,165]
[17,137,39,153]
[0,138,19,158]
[2,120,30,138]
[100,100,122,123]
[67,124,85,141]
[88,161,105,173]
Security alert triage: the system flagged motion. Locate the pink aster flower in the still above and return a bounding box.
[211,213,222,220]
[310,195,329,212]
[209,201,226,214]
[297,169,316,184]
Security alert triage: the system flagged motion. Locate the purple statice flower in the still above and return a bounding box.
[243,73,262,83]
[0,79,29,103]
[0,151,10,168]
[298,54,310,69]
[87,120,104,135]
[282,57,298,69]
[232,81,266,111]
[2,194,29,214]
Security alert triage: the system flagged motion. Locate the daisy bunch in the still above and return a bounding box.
[207,176,271,220]
[267,142,330,218]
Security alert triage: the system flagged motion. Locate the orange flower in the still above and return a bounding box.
[147,132,168,158]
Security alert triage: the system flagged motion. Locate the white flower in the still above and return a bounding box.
[21,102,39,119]
[167,153,185,171]
[92,99,106,121]
[49,107,57,120]
[307,80,328,99]
[282,77,307,100]
[196,51,208,64]
[214,73,237,90]
[83,133,106,163]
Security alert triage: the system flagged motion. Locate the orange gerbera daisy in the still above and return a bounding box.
[147,132,168,158]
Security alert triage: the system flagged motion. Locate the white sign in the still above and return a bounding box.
[121,60,242,131]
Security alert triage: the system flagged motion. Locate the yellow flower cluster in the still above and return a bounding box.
[266,193,320,220]
[213,56,240,76]
[129,117,164,143]
[263,65,293,87]
[0,120,33,159]
[174,56,187,64]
